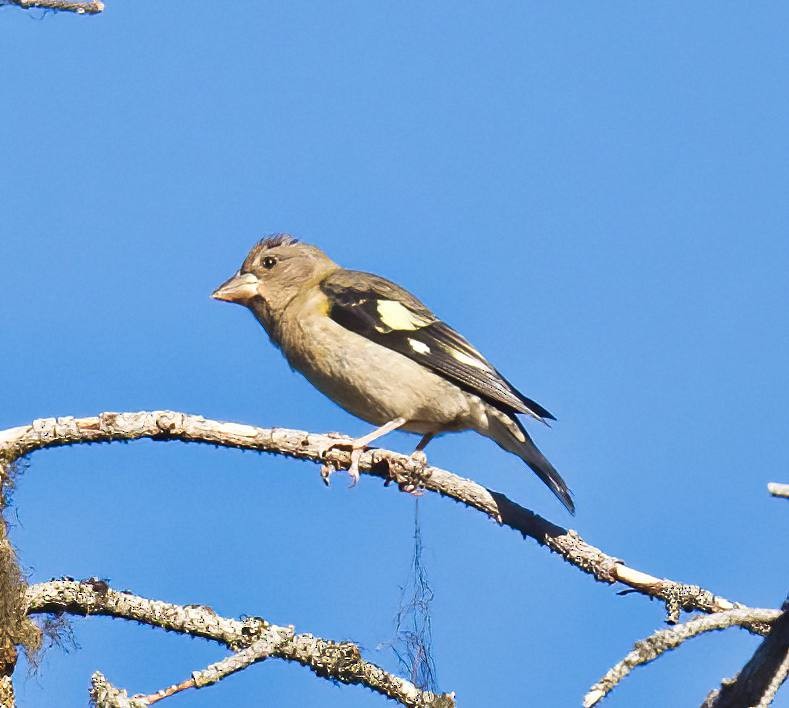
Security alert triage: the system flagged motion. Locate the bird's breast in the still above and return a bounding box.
[278,308,472,429]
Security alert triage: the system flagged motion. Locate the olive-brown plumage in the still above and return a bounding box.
[212,234,574,513]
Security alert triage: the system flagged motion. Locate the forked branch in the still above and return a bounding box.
[25,579,454,707]
[703,601,789,708]
[584,607,783,707]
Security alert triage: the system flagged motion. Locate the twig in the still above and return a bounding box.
[140,676,193,705]
[0,411,754,627]
[90,634,290,706]
[25,579,453,707]
[141,636,275,703]
[768,482,789,499]
[583,608,782,707]
[703,601,789,708]
[1,0,103,13]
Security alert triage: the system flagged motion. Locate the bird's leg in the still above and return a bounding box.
[410,432,434,467]
[345,417,407,484]
[319,417,407,485]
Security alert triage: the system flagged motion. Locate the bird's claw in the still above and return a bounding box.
[319,461,336,486]
[347,448,363,486]
[317,435,364,486]
[399,482,424,496]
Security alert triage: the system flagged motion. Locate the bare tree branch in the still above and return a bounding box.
[140,636,278,704]
[89,630,339,706]
[89,636,287,706]
[761,652,789,707]
[0,411,757,629]
[0,0,103,13]
[25,579,454,707]
[584,608,782,707]
[768,482,789,499]
[703,602,789,708]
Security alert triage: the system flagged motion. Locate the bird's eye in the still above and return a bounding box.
[261,256,278,269]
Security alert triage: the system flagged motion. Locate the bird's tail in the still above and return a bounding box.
[486,410,575,514]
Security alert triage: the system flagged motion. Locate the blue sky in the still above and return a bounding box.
[2,3,788,706]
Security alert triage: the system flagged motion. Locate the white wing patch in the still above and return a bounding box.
[448,347,492,371]
[376,300,431,332]
[408,338,431,354]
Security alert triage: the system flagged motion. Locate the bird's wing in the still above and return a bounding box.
[320,269,555,421]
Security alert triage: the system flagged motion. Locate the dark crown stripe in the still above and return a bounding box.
[258,234,299,249]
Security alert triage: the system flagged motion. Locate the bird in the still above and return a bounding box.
[212,234,574,513]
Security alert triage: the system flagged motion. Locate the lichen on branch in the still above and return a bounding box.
[0,411,752,625]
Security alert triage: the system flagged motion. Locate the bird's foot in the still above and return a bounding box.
[316,433,356,467]
[317,434,365,487]
[398,450,428,495]
[317,432,351,458]
[381,450,430,495]
[410,449,428,468]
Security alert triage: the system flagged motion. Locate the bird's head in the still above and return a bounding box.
[212,234,337,324]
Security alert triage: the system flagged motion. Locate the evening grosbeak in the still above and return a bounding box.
[212,235,574,513]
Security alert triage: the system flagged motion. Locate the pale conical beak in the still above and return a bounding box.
[211,271,260,303]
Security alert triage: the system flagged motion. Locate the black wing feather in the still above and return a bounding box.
[418,321,555,420]
[320,270,555,421]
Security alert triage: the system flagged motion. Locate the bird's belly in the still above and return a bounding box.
[280,314,472,429]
